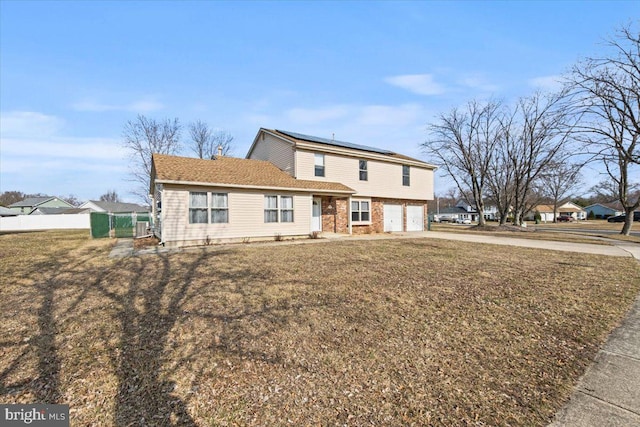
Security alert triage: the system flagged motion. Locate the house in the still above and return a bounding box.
[0,206,18,217]
[150,128,436,247]
[78,200,149,213]
[8,196,74,215]
[434,200,500,223]
[527,202,587,222]
[584,203,623,219]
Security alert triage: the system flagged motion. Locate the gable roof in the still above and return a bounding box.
[9,196,56,207]
[151,154,355,194]
[254,128,436,168]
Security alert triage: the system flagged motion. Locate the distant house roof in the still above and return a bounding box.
[585,202,624,212]
[30,207,75,215]
[9,196,56,208]
[82,200,149,213]
[260,129,436,167]
[438,207,468,215]
[151,154,356,195]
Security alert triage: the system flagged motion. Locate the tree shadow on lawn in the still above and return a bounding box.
[1,240,325,425]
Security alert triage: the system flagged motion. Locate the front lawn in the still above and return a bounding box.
[1,230,638,425]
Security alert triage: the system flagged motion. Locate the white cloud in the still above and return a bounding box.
[385,74,446,96]
[2,137,125,160]
[0,110,130,200]
[71,98,165,113]
[0,111,64,137]
[528,75,563,92]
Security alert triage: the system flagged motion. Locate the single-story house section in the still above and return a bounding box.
[8,196,74,215]
[151,129,436,247]
[150,154,355,246]
[527,202,587,222]
[584,203,624,219]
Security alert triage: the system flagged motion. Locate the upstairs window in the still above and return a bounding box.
[351,200,370,222]
[402,165,410,186]
[189,192,208,224]
[314,154,325,177]
[359,160,368,181]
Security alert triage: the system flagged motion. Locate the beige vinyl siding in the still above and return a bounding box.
[248,133,295,176]
[296,150,433,200]
[161,184,311,245]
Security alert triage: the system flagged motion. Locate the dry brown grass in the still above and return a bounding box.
[432,222,640,244]
[1,230,639,426]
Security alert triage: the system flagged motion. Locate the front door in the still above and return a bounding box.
[311,197,322,232]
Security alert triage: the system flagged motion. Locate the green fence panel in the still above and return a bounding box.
[113,213,135,238]
[90,212,110,238]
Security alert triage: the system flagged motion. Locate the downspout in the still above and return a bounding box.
[348,196,352,235]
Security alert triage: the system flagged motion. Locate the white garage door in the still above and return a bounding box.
[406,205,424,231]
[383,204,403,232]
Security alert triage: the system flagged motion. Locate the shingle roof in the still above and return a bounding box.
[152,154,355,194]
[269,129,435,166]
[9,196,55,207]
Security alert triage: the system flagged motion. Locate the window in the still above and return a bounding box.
[264,196,278,223]
[402,165,410,186]
[359,160,368,181]
[314,154,325,177]
[280,196,294,222]
[189,192,208,224]
[210,193,228,223]
[351,200,370,222]
[265,195,295,223]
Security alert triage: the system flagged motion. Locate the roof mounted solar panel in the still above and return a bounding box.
[276,130,394,155]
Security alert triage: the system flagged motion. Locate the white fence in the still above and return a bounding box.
[0,214,91,232]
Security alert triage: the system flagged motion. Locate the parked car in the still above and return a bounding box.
[456,218,472,224]
[438,216,454,223]
[607,212,640,222]
[557,215,574,222]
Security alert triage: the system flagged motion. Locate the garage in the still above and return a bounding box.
[383,204,403,232]
[406,205,424,231]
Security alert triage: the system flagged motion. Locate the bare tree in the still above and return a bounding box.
[123,115,182,204]
[188,120,234,159]
[538,158,584,222]
[0,191,26,206]
[423,100,504,226]
[100,190,121,203]
[500,90,575,225]
[567,24,640,235]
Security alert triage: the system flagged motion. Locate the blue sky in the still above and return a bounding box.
[1,1,636,202]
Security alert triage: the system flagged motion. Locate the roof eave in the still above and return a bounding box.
[155,179,356,195]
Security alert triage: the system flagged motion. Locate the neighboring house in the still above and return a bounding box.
[452,200,500,222]
[8,196,74,215]
[78,200,149,213]
[0,206,18,217]
[150,128,436,247]
[528,202,587,222]
[584,203,624,219]
[30,207,75,215]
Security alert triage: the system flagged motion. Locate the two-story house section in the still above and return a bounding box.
[247,129,436,235]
